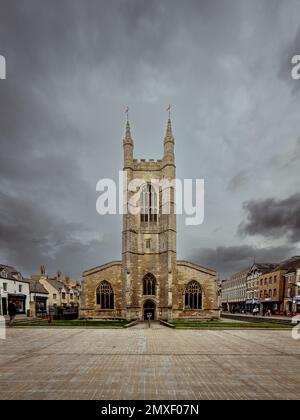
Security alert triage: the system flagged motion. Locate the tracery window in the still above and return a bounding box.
[96,281,114,309]
[143,273,156,295]
[184,281,202,310]
[141,184,158,223]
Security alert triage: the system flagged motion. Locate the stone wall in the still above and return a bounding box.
[80,262,123,319]
[173,261,220,320]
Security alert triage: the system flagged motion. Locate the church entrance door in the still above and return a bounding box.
[143,299,155,321]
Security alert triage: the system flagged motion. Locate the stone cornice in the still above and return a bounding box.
[83,261,122,276]
[177,260,216,276]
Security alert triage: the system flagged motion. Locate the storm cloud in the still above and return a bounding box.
[0,0,300,279]
[191,244,299,279]
[239,194,300,243]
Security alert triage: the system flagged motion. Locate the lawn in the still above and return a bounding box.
[169,321,292,329]
[12,319,128,328]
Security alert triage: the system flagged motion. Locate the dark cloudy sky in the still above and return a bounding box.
[0,0,300,280]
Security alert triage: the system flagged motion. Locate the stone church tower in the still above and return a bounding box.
[122,117,176,320]
[80,115,220,321]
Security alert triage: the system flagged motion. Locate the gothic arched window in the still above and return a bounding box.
[184,281,202,310]
[141,184,158,223]
[143,273,156,295]
[96,281,114,309]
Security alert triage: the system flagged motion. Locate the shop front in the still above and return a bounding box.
[261,299,281,315]
[245,299,261,314]
[295,296,300,313]
[0,295,7,315]
[35,296,48,315]
[8,293,27,314]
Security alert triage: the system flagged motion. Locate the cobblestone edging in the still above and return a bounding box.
[222,313,292,325]
[124,319,140,328]
[159,319,175,328]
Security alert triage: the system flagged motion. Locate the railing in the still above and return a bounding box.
[48,306,79,320]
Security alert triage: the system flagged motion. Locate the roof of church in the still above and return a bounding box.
[83,261,122,276]
[176,260,216,276]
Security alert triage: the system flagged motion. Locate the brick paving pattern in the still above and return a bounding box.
[0,324,299,400]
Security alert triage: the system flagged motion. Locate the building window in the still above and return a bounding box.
[145,239,151,249]
[143,273,156,295]
[260,279,263,286]
[3,282,7,291]
[62,292,66,299]
[269,289,272,298]
[96,281,114,309]
[274,289,277,297]
[264,278,267,285]
[269,277,272,284]
[185,281,202,310]
[274,276,277,283]
[18,285,22,293]
[141,184,158,223]
[70,294,73,300]
[1,270,8,279]
[53,294,57,300]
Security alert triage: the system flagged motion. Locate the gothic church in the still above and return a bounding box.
[80,116,220,321]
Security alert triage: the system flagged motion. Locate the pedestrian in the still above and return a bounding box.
[8,300,17,325]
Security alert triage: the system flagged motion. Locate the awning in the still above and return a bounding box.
[34,296,48,301]
[245,300,260,305]
[8,293,26,299]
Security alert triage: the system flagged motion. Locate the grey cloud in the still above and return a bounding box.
[190,244,298,279]
[239,194,300,243]
[227,170,248,192]
[1,1,300,278]
[0,191,120,277]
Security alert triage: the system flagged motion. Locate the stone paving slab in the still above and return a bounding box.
[0,328,299,400]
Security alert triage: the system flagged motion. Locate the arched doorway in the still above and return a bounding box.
[143,299,156,320]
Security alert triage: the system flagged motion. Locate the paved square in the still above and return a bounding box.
[0,323,299,400]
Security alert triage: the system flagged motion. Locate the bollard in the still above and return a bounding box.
[147,312,152,328]
[0,316,6,340]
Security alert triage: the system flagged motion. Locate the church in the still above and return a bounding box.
[80,114,220,321]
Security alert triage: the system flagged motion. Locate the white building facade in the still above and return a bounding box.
[0,265,30,316]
